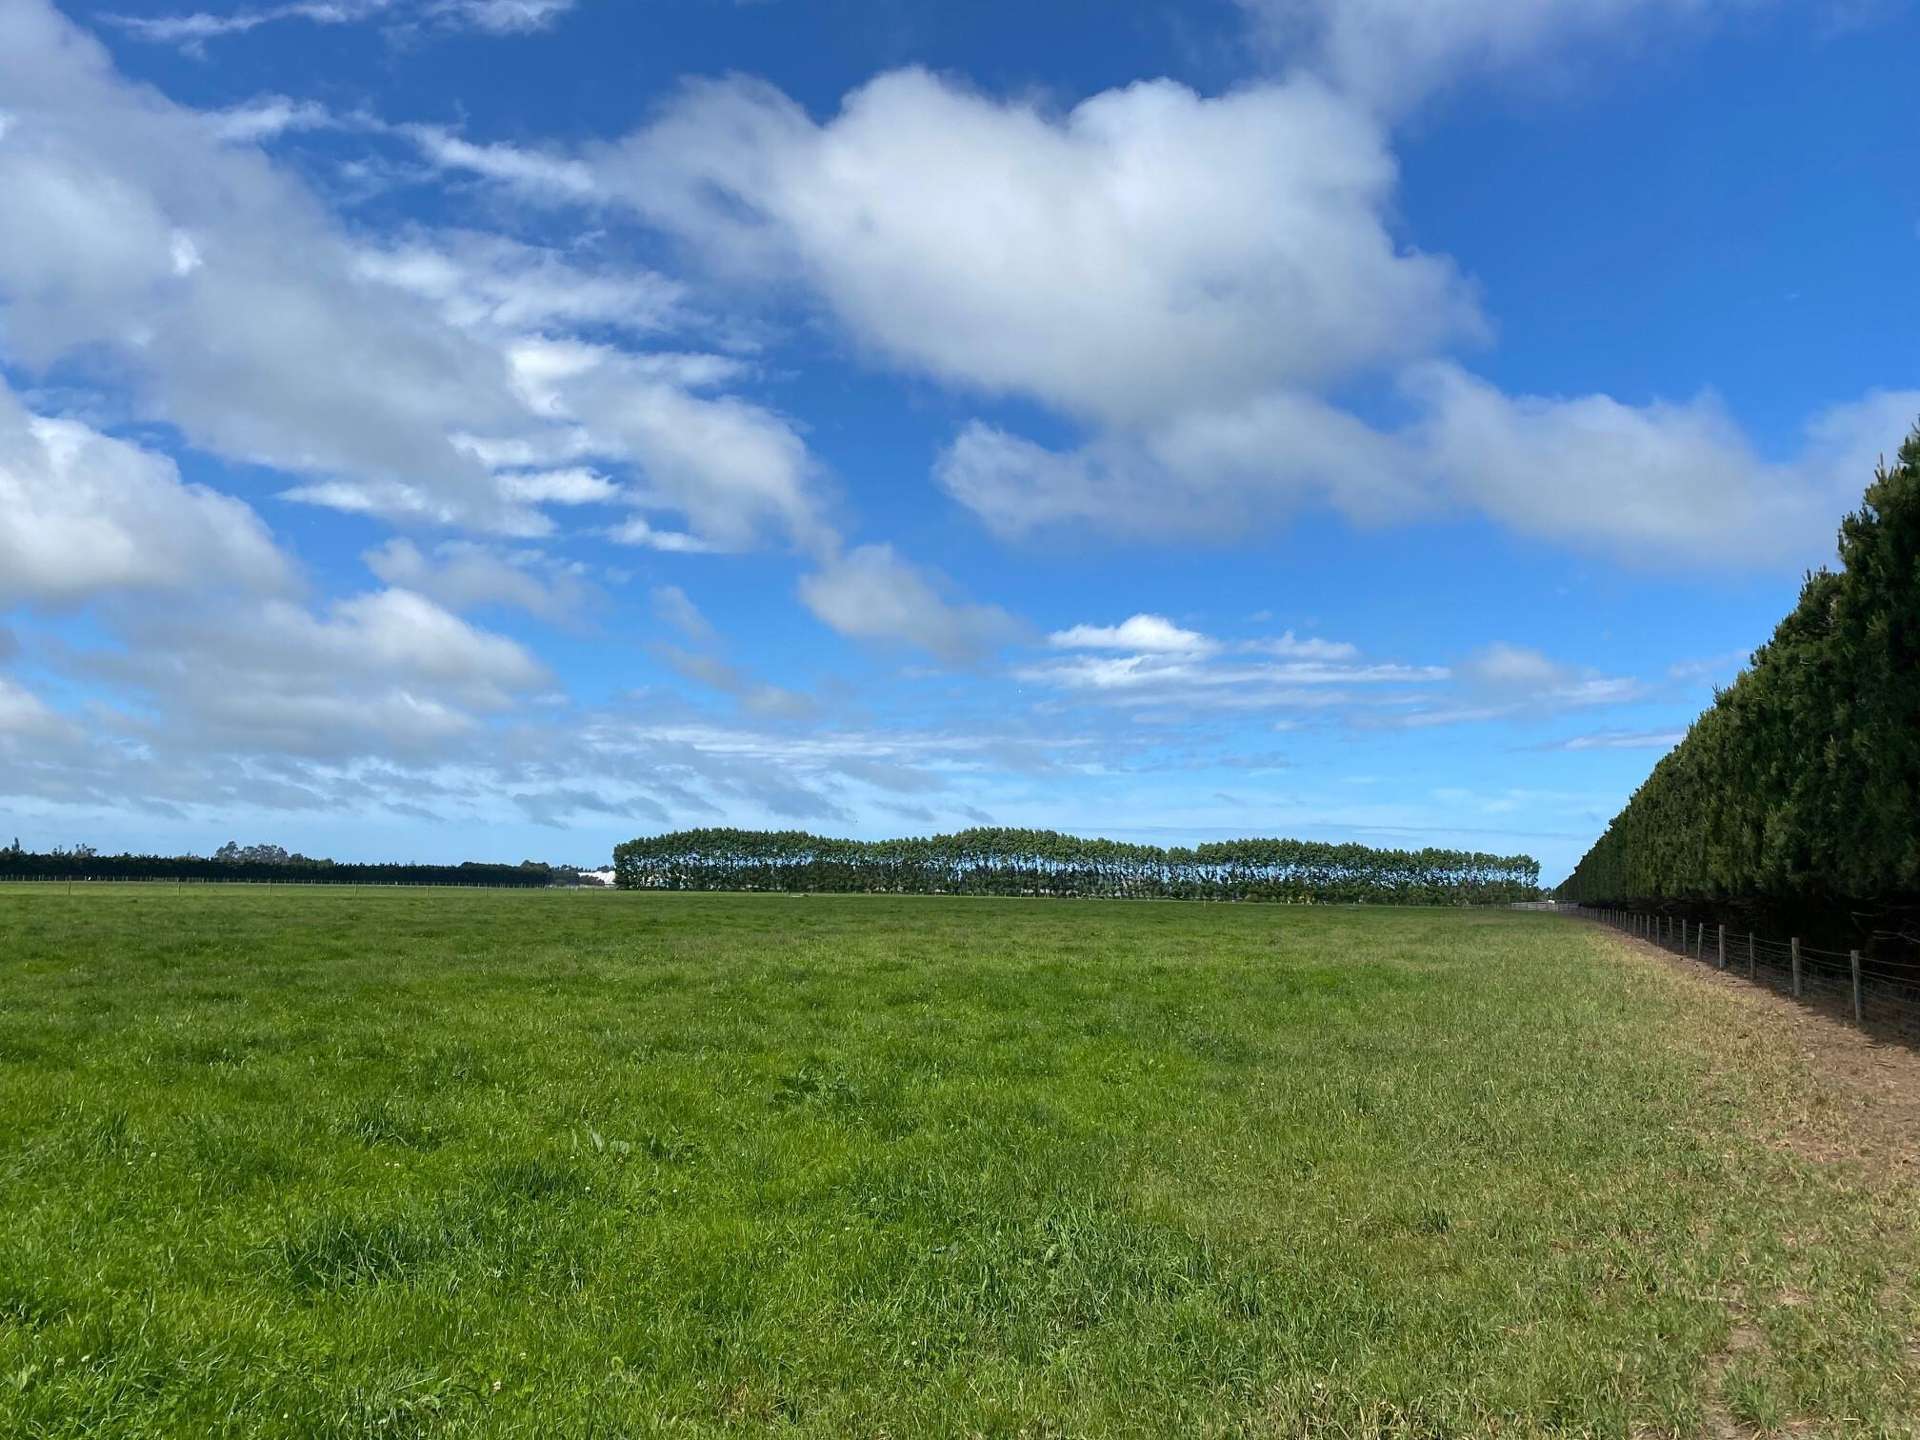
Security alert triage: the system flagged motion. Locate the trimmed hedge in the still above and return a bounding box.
[1558,420,1920,940]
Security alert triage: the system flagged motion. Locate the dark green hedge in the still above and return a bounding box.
[1558,421,1920,925]
[0,851,557,887]
[614,828,1540,904]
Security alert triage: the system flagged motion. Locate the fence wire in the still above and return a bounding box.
[1562,904,1920,1041]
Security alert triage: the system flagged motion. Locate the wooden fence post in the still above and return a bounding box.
[1851,950,1863,1024]
[1791,938,1801,998]
[1747,932,1755,978]
[1717,924,1726,970]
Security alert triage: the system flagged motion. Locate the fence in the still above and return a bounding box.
[1563,905,1920,1041]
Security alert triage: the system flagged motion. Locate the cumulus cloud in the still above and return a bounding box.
[936,393,1422,542]
[0,677,66,740]
[939,369,1920,567]
[0,1,527,528]
[373,37,1918,570]
[355,232,684,337]
[84,587,549,762]
[0,383,291,605]
[0,1,830,550]
[485,337,826,552]
[496,467,618,505]
[798,545,1020,664]
[1410,365,1920,568]
[599,69,1479,426]
[363,538,594,622]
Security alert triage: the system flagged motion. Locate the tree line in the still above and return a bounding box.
[1557,420,1920,949]
[0,839,593,888]
[613,828,1541,904]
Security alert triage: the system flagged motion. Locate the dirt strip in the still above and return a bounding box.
[1597,924,1920,1182]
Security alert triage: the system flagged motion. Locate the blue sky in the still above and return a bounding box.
[0,0,1914,877]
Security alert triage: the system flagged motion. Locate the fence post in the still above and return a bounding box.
[1717,924,1726,970]
[1791,938,1801,998]
[1748,932,1755,978]
[1694,922,1703,960]
[1851,950,1863,1023]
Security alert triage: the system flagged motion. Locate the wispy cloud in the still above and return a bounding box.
[106,0,577,52]
[1538,728,1685,752]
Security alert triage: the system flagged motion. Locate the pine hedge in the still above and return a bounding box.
[1557,421,1920,938]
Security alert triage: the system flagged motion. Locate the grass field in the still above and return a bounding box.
[1,888,1915,1437]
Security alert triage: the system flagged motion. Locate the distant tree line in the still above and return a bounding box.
[1557,421,1920,950]
[613,828,1541,904]
[0,838,605,888]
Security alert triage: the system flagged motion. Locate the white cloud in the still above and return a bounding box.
[1411,365,1920,568]
[650,585,717,645]
[1050,615,1216,654]
[0,382,292,605]
[1550,728,1685,751]
[939,368,1920,567]
[605,517,721,553]
[85,587,549,761]
[657,648,817,721]
[363,538,593,622]
[1246,631,1360,660]
[0,677,65,740]
[1458,641,1574,692]
[0,3,830,552]
[798,545,1020,664]
[492,338,827,553]
[496,467,618,505]
[355,232,683,336]
[603,69,1479,426]
[936,394,1421,542]
[1018,651,1446,705]
[1369,642,1644,727]
[207,95,337,144]
[0,2,532,529]
[431,0,574,32]
[107,0,576,50]
[1241,0,1727,111]
[370,40,1919,570]
[406,125,600,201]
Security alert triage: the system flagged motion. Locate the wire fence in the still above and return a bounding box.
[1562,904,1920,1042]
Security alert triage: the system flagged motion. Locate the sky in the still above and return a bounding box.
[0,0,1915,878]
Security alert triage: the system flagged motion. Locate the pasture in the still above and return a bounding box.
[1,887,1915,1437]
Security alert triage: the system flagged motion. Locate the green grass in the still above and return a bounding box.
[0,887,1914,1437]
